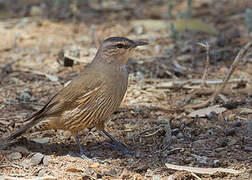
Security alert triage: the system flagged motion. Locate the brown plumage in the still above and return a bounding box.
[5,37,148,160]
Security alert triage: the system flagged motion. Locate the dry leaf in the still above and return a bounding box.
[188,105,226,118]
[89,162,100,168]
[66,168,83,173]
[0,175,57,180]
[240,108,252,115]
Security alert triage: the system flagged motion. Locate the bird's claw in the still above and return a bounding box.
[68,151,109,164]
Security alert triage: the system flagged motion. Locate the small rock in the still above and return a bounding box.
[213,159,220,167]
[227,137,239,146]
[184,157,193,164]
[19,88,31,102]
[18,159,30,169]
[217,137,229,147]
[207,111,218,120]
[192,154,208,165]
[206,129,215,136]
[215,147,225,152]
[43,156,51,166]
[239,172,251,179]
[7,152,22,161]
[152,175,161,180]
[30,6,43,16]
[231,121,242,128]
[171,128,179,136]
[176,132,183,138]
[135,150,141,158]
[244,146,252,152]
[38,168,47,177]
[170,135,177,143]
[192,139,207,148]
[176,54,192,62]
[134,164,148,173]
[166,158,175,163]
[133,26,144,35]
[32,137,49,144]
[107,169,117,176]
[31,153,44,166]
[225,128,236,136]
[36,56,44,62]
[248,119,252,137]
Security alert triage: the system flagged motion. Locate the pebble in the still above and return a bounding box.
[32,137,50,144]
[107,169,117,176]
[31,153,44,166]
[170,135,177,143]
[244,146,252,152]
[135,150,141,158]
[18,159,30,169]
[176,132,183,138]
[192,139,207,148]
[133,26,144,35]
[213,159,220,167]
[19,89,31,102]
[239,172,251,179]
[43,156,51,166]
[225,128,236,136]
[6,152,22,161]
[206,129,215,136]
[38,168,47,177]
[231,121,242,128]
[192,154,207,164]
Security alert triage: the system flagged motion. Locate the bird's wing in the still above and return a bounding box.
[37,68,104,117]
[4,67,104,141]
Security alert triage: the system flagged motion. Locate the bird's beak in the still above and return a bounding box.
[131,40,149,48]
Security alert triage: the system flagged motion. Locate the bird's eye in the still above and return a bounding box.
[116,44,124,49]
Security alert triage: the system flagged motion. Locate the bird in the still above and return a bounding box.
[4,37,148,161]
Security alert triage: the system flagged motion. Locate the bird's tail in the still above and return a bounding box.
[5,118,41,141]
[2,91,58,145]
[5,110,45,142]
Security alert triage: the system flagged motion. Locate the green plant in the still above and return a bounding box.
[169,22,179,39]
[187,0,192,17]
[245,8,252,33]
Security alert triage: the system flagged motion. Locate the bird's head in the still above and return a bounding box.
[94,37,148,65]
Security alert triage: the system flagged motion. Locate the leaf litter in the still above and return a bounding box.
[0,0,252,179]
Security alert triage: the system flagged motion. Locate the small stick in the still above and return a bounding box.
[198,42,210,87]
[185,41,252,109]
[191,172,202,180]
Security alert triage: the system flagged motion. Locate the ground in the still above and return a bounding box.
[0,0,252,179]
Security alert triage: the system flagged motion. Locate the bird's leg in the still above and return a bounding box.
[70,136,107,163]
[74,136,89,159]
[100,130,135,155]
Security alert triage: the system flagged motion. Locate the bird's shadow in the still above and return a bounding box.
[8,135,132,161]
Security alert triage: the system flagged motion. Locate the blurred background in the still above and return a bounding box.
[0,0,252,179]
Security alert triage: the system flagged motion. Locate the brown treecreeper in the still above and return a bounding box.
[5,37,148,161]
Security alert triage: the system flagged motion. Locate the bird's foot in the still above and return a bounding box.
[103,141,135,155]
[68,151,108,164]
[99,130,135,155]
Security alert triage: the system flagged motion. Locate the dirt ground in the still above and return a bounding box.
[0,0,252,179]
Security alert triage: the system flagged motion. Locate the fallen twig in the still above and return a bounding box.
[191,172,202,180]
[133,126,162,138]
[198,42,210,87]
[165,163,241,175]
[157,78,245,89]
[185,41,252,109]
